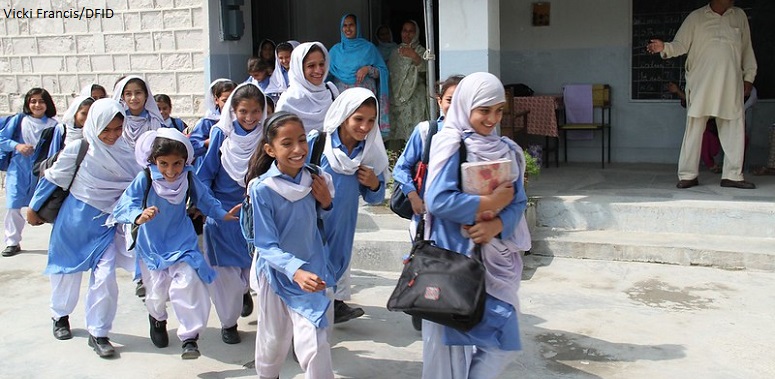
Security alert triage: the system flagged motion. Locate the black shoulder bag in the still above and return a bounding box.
[37,140,90,223]
[386,140,487,331]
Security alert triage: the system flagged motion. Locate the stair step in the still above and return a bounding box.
[530,227,775,271]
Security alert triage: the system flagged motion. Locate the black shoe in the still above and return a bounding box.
[88,335,116,358]
[720,179,756,189]
[334,300,365,324]
[135,280,146,298]
[221,325,240,344]
[241,292,254,317]
[181,338,200,359]
[411,315,423,331]
[676,178,699,189]
[52,316,72,340]
[2,245,21,257]
[149,315,169,348]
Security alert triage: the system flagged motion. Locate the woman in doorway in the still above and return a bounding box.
[388,20,428,150]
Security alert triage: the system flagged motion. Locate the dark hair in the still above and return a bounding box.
[248,57,271,73]
[255,39,277,58]
[153,94,172,107]
[90,84,107,98]
[304,44,325,64]
[276,42,294,54]
[77,97,96,112]
[265,95,275,113]
[244,111,304,186]
[358,96,377,109]
[122,78,149,97]
[212,80,237,99]
[230,84,266,113]
[438,75,465,97]
[23,88,57,117]
[147,136,188,165]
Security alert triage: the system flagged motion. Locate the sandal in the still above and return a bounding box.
[709,165,722,174]
[752,166,775,176]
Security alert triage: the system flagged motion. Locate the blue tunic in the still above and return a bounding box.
[189,118,217,159]
[252,163,333,328]
[424,132,527,351]
[196,122,254,268]
[307,131,385,282]
[113,166,228,283]
[0,115,56,208]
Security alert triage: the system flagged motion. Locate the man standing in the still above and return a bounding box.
[647,0,757,189]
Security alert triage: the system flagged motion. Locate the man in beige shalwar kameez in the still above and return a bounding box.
[647,0,757,189]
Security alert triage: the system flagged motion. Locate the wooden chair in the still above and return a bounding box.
[559,84,611,168]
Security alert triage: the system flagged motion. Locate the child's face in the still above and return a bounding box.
[91,89,107,100]
[234,99,263,131]
[155,154,186,182]
[250,70,267,82]
[215,91,232,111]
[74,104,91,128]
[28,94,47,118]
[469,102,505,136]
[98,117,124,145]
[122,82,147,116]
[264,121,308,177]
[261,43,274,61]
[437,85,457,116]
[156,101,171,120]
[303,51,326,86]
[277,51,291,70]
[342,104,377,142]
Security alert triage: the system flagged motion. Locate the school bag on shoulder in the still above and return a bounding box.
[32,126,64,177]
[0,114,25,171]
[37,140,90,223]
[129,168,195,250]
[240,131,328,254]
[390,120,438,219]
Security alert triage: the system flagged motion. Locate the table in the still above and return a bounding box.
[513,95,563,137]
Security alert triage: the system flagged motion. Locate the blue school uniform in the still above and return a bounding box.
[307,130,385,282]
[163,117,187,132]
[196,122,253,269]
[252,163,334,328]
[113,166,227,283]
[424,132,527,351]
[30,178,117,274]
[0,115,56,208]
[189,118,217,159]
[392,119,443,226]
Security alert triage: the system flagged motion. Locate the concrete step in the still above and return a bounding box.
[530,227,775,271]
[536,196,775,238]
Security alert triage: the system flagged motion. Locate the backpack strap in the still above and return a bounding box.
[141,167,152,210]
[309,131,327,166]
[421,120,438,164]
[303,163,327,246]
[66,140,90,191]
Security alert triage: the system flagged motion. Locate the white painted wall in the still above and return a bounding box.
[439,0,500,77]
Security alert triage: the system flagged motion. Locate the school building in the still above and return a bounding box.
[0,0,772,165]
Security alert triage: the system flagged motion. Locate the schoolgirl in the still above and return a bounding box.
[264,41,299,104]
[114,128,238,359]
[0,88,58,257]
[422,72,530,379]
[276,42,339,133]
[196,82,267,344]
[312,87,389,323]
[112,75,164,147]
[79,83,108,99]
[247,111,336,379]
[28,98,142,358]
[154,94,189,132]
[189,79,237,160]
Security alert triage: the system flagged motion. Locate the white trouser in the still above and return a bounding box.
[208,265,249,328]
[334,264,351,301]
[4,208,25,246]
[254,274,334,379]
[49,242,119,338]
[678,116,745,181]
[145,261,210,341]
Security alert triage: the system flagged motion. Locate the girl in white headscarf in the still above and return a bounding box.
[312,87,388,324]
[27,98,141,358]
[112,75,164,147]
[196,82,267,345]
[422,72,529,379]
[114,128,238,359]
[276,42,339,133]
[189,79,237,160]
[79,83,107,99]
[264,40,300,104]
[60,96,96,147]
[0,88,58,257]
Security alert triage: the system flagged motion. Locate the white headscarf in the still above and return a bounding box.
[276,42,339,133]
[21,115,57,147]
[322,87,390,179]
[213,82,268,188]
[45,98,141,215]
[204,78,232,121]
[61,96,91,146]
[264,40,300,95]
[112,75,164,147]
[425,72,528,309]
[134,128,195,205]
